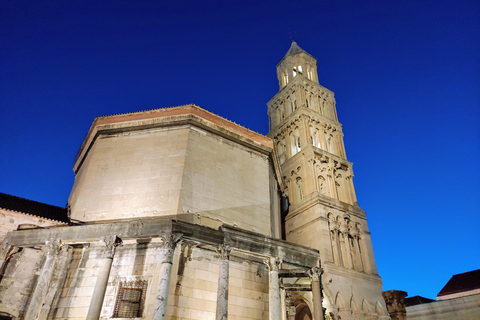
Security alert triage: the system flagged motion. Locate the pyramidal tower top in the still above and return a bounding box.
[276,40,319,89]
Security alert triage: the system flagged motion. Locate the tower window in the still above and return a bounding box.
[298,65,303,74]
[113,280,148,318]
[293,67,297,77]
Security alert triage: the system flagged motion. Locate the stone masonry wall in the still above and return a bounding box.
[69,124,272,235]
[0,248,45,319]
[51,243,269,320]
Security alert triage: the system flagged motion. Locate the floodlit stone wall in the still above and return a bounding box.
[69,123,272,235]
[51,243,268,320]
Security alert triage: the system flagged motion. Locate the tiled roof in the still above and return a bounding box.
[437,269,480,297]
[0,192,69,223]
[404,295,435,307]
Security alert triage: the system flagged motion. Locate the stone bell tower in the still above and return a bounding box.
[268,41,389,320]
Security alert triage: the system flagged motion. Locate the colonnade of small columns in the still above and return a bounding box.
[328,216,372,274]
[268,87,338,130]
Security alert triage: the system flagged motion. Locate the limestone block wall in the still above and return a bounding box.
[69,124,272,235]
[69,126,190,222]
[179,126,271,234]
[52,243,269,320]
[0,208,66,241]
[0,248,45,319]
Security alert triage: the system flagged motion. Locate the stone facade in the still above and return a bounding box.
[0,42,388,320]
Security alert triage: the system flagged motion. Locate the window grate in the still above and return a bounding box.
[113,280,148,318]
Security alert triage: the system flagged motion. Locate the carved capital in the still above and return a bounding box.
[264,257,281,272]
[102,236,122,258]
[44,239,62,256]
[216,245,232,260]
[307,267,323,282]
[286,305,296,316]
[158,233,182,249]
[157,233,182,264]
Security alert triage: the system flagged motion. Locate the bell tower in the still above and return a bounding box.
[268,41,389,319]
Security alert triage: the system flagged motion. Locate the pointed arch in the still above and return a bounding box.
[350,296,360,312]
[375,301,385,316]
[335,292,346,309]
[362,298,372,314]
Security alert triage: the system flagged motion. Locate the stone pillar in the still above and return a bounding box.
[86,236,122,320]
[285,292,296,320]
[25,239,61,320]
[153,233,181,320]
[216,245,231,320]
[308,267,324,320]
[264,257,281,320]
[383,290,407,320]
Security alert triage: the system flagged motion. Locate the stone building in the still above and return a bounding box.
[0,42,389,320]
[405,269,480,319]
[0,192,68,241]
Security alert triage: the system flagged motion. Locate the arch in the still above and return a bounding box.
[375,301,385,316]
[294,299,312,320]
[334,292,346,309]
[0,312,13,320]
[362,299,373,314]
[317,175,326,195]
[350,296,360,312]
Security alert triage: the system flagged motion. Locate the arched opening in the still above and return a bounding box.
[294,300,312,320]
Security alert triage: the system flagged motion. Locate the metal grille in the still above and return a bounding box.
[113,280,148,318]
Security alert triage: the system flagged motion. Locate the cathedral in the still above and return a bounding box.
[0,42,390,320]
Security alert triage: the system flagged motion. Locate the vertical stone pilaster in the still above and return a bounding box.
[24,239,61,320]
[153,233,182,320]
[86,236,122,320]
[215,245,231,320]
[264,257,281,320]
[308,267,324,320]
[285,291,296,320]
[42,245,73,320]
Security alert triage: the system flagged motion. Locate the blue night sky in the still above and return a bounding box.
[1,0,479,300]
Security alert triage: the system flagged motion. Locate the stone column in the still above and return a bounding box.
[308,267,324,320]
[352,233,363,272]
[153,233,181,320]
[86,236,122,320]
[264,257,281,320]
[25,239,61,320]
[382,290,407,320]
[340,226,353,269]
[280,287,287,320]
[215,245,231,320]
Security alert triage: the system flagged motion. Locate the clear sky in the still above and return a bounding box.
[1,0,479,300]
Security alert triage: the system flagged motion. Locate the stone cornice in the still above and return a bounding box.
[2,218,320,268]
